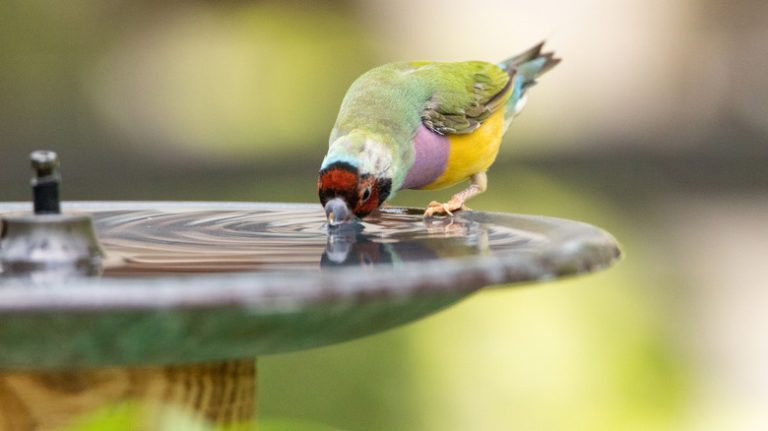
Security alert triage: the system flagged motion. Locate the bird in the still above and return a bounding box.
[317,42,560,225]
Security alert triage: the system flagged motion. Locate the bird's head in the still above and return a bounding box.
[317,161,392,226]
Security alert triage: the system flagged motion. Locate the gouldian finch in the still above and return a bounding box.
[318,42,560,225]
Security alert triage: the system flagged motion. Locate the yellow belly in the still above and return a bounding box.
[421,108,506,190]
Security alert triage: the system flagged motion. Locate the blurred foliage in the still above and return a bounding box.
[0,0,376,176]
[66,402,343,431]
[67,402,223,431]
[258,419,344,431]
[86,3,375,160]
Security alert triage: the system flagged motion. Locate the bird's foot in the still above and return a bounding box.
[423,199,469,217]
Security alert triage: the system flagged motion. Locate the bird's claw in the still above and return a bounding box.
[424,201,452,217]
[423,200,469,218]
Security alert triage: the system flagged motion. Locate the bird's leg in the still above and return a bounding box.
[424,172,487,217]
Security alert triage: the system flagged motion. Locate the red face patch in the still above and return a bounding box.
[318,163,360,213]
[318,162,392,219]
[318,168,357,193]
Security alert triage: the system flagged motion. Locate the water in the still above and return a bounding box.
[95,205,546,276]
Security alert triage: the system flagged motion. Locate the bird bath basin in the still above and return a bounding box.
[0,200,620,429]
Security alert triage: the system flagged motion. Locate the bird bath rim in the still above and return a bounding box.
[0,201,621,368]
[0,201,621,313]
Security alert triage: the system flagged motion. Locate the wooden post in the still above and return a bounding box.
[0,359,256,431]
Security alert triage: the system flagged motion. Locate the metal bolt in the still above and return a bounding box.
[30,150,61,214]
[31,150,60,178]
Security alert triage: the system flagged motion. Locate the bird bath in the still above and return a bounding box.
[0,199,620,429]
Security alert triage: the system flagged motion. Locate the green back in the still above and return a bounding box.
[327,61,511,189]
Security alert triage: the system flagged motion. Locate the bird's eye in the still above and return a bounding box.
[361,186,372,202]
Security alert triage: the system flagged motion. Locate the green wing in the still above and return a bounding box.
[418,61,512,135]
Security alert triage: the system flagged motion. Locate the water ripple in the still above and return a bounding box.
[93,207,545,276]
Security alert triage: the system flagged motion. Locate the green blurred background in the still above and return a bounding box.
[2,0,767,430]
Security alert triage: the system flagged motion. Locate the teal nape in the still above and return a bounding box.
[0,201,620,369]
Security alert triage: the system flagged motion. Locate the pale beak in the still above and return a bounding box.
[324,197,353,226]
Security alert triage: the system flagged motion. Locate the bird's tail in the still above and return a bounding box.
[498,42,560,119]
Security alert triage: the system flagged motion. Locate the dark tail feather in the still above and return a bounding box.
[499,41,561,88]
[499,42,561,119]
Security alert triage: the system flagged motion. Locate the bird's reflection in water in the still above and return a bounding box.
[321,216,489,268]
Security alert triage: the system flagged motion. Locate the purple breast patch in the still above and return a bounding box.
[401,125,449,190]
